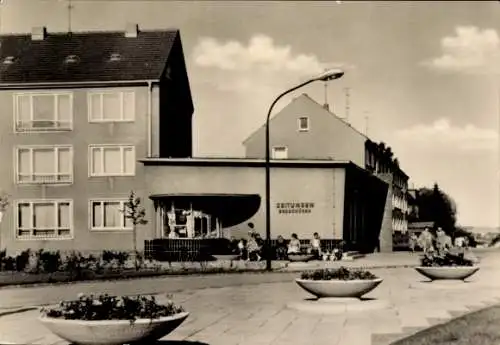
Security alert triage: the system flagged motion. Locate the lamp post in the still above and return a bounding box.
[264,68,345,271]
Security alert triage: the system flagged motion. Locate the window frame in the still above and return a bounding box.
[13,91,74,133]
[88,144,136,177]
[297,116,310,132]
[14,145,74,185]
[15,199,74,241]
[87,89,136,123]
[89,198,132,232]
[272,146,288,159]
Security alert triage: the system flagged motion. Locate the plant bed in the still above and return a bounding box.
[39,294,188,345]
[415,251,480,281]
[295,267,383,298]
[0,263,291,289]
[288,253,315,262]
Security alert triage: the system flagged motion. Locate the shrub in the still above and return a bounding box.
[420,250,474,267]
[1,256,15,271]
[41,294,184,322]
[62,252,101,279]
[300,267,378,281]
[15,249,31,272]
[38,250,62,273]
[102,250,129,269]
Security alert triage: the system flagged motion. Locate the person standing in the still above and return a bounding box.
[409,233,418,252]
[310,232,322,259]
[418,228,434,254]
[275,235,288,260]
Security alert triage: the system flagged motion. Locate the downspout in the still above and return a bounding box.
[147,81,153,157]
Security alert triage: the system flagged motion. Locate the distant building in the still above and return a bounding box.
[243,94,410,252]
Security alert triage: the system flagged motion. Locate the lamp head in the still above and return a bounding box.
[313,68,345,82]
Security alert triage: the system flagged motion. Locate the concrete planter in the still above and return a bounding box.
[415,266,480,281]
[38,312,189,345]
[213,254,240,261]
[288,254,315,262]
[295,278,383,298]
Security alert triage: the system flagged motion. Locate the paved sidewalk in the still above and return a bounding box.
[0,252,425,310]
[2,263,500,345]
[0,249,498,345]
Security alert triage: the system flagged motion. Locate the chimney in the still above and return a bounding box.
[31,27,47,41]
[323,103,329,111]
[125,23,139,38]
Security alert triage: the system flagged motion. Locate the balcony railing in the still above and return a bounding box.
[17,173,72,184]
[15,120,72,132]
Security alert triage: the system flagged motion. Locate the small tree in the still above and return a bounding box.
[0,192,9,251]
[0,192,9,219]
[123,191,148,270]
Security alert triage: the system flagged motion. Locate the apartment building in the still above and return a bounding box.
[243,94,410,252]
[0,25,194,255]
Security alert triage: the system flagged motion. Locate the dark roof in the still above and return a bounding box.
[0,29,179,84]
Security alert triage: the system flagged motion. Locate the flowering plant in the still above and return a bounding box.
[420,249,474,267]
[300,266,378,281]
[41,293,184,322]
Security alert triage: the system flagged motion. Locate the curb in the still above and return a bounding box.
[0,306,38,318]
[283,263,419,272]
[0,263,419,290]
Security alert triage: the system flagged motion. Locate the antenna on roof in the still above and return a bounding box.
[66,0,73,34]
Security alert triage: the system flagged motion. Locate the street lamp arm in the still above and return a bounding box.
[265,79,316,135]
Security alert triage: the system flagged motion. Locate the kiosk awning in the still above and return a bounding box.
[149,193,261,228]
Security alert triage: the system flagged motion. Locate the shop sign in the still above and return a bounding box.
[276,202,315,214]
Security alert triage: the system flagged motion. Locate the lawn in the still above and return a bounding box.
[393,305,500,345]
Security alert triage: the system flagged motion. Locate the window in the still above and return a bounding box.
[272,146,288,159]
[90,199,132,231]
[88,90,135,122]
[16,146,73,184]
[298,117,309,131]
[14,92,73,132]
[16,199,72,240]
[89,145,135,176]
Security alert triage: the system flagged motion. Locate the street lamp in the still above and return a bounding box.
[264,68,345,271]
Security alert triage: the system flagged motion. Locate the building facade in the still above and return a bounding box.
[0,25,193,255]
[243,94,410,252]
[140,158,388,254]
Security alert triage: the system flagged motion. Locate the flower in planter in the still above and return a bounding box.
[420,249,474,267]
[300,267,378,281]
[41,293,184,322]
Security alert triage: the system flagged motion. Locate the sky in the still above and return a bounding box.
[1,0,499,228]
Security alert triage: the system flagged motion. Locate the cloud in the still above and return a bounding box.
[424,26,500,74]
[192,34,353,92]
[394,118,498,151]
